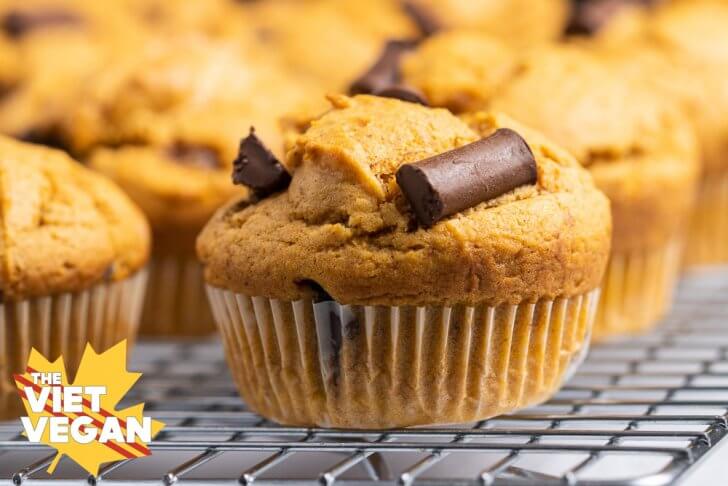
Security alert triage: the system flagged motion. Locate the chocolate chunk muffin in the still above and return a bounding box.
[198,94,611,428]
[0,136,150,418]
[597,0,728,267]
[403,35,700,340]
[61,35,314,336]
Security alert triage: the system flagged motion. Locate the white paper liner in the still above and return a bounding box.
[685,172,728,266]
[207,287,600,429]
[141,254,216,336]
[0,270,147,419]
[594,237,682,341]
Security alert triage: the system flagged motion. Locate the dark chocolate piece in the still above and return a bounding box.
[2,9,82,38]
[566,0,657,36]
[401,1,440,37]
[396,128,537,227]
[297,280,334,303]
[375,84,429,106]
[167,143,222,170]
[349,39,418,96]
[232,128,290,197]
[18,128,68,152]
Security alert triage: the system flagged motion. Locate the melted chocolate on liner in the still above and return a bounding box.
[396,128,538,227]
[2,9,83,38]
[349,39,419,96]
[232,127,291,197]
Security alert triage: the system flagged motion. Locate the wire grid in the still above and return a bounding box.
[0,270,727,485]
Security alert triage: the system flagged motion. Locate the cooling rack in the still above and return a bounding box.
[0,270,727,485]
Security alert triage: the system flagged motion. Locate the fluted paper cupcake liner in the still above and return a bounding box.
[0,270,147,419]
[593,238,682,341]
[685,173,728,267]
[207,287,600,428]
[140,254,216,337]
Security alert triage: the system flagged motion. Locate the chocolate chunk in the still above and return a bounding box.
[0,290,4,305]
[2,9,83,38]
[401,1,440,37]
[167,143,222,170]
[566,0,657,35]
[349,39,418,96]
[375,84,429,106]
[396,128,537,227]
[18,128,68,151]
[232,127,290,197]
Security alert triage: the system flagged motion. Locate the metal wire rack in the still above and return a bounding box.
[1,270,727,485]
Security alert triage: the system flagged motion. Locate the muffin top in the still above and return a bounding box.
[62,34,311,155]
[488,44,699,251]
[401,30,519,113]
[404,0,569,46]
[198,95,611,306]
[0,136,150,301]
[60,35,320,235]
[0,0,147,142]
[596,0,728,173]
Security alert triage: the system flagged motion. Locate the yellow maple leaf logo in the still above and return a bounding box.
[13,340,165,476]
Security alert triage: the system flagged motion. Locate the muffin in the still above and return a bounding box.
[403,38,699,340]
[0,136,150,418]
[198,94,611,428]
[60,35,315,337]
[0,0,146,145]
[596,0,728,267]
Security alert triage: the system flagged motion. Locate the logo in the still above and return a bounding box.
[13,341,165,476]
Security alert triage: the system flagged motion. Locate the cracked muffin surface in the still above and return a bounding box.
[198,95,611,306]
[0,136,150,300]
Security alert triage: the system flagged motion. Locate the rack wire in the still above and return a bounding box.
[1,270,727,485]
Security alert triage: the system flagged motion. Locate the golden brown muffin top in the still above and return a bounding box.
[401,30,520,113]
[198,95,611,306]
[60,35,321,234]
[488,44,699,251]
[595,0,728,174]
[0,136,150,301]
[0,0,149,141]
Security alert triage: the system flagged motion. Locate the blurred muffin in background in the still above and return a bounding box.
[0,0,147,146]
[242,0,419,92]
[61,34,318,337]
[0,136,150,418]
[595,0,728,266]
[403,34,699,339]
[488,44,699,340]
[404,0,569,46]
